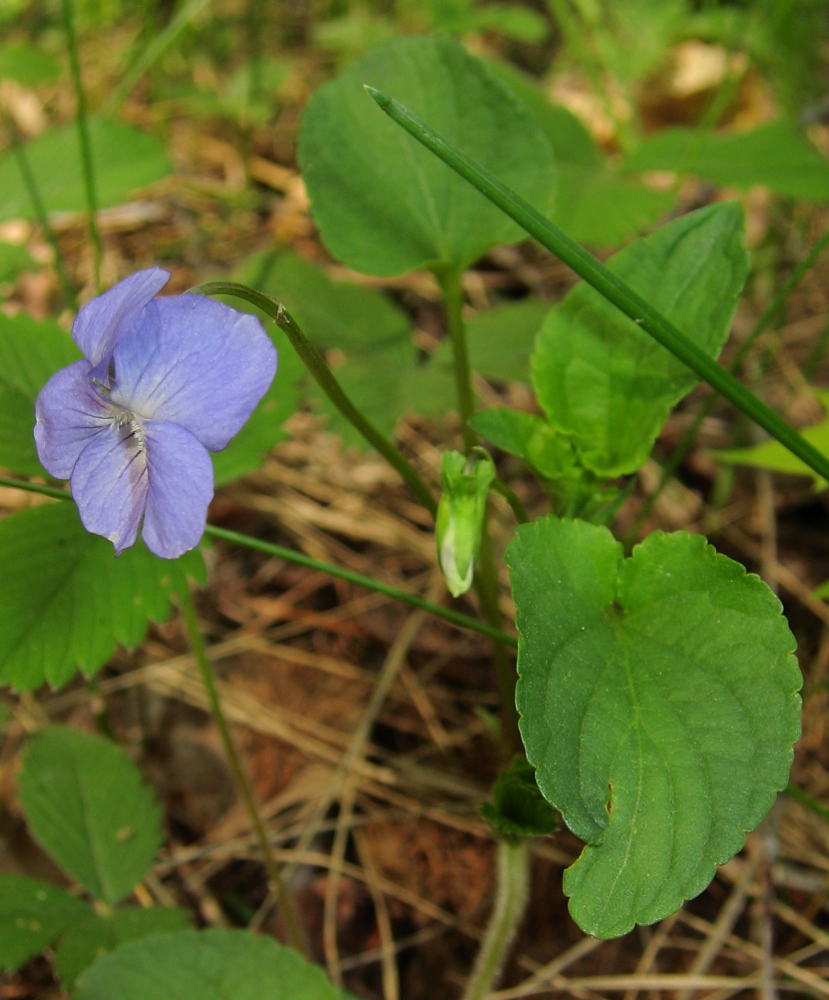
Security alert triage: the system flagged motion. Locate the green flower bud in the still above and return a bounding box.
[435,448,495,597]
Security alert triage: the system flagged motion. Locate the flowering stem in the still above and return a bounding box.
[0,108,77,311]
[365,87,829,487]
[438,269,521,757]
[0,477,516,645]
[462,839,530,1000]
[60,0,103,293]
[178,585,308,955]
[191,281,437,518]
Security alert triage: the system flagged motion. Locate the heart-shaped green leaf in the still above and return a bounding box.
[507,517,801,938]
[531,202,750,476]
[298,34,555,276]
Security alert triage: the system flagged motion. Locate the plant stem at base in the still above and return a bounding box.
[178,586,308,955]
[438,268,521,757]
[462,839,530,1000]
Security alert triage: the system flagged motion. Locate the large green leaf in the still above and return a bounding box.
[298,34,555,276]
[55,908,191,989]
[507,518,801,938]
[0,502,204,691]
[531,202,750,476]
[0,874,92,971]
[75,928,342,1000]
[0,312,82,476]
[18,727,163,906]
[234,250,416,447]
[623,120,829,202]
[0,118,172,223]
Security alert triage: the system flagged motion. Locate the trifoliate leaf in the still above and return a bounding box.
[75,928,342,1000]
[507,517,801,938]
[531,202,750,476]
[18,726,163,906]
[0,874,92,971]
[55,908,192,989]
[0,502,205,690]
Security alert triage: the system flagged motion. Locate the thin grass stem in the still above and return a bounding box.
[623,223,829,549]
[178,585,308,954]
[0,477,515,645]
[61,0,103,293]
[0,108,77,311]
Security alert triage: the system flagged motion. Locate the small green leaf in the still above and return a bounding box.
[0,874,92,971]
[0,118,172,223]
[0,43,60,85]
[298,35,555,276]
[623,120,829,202]
[212,327,302,485]
[55,908,191,989]
[18,727,164,906]
[711,391,829,489]
[0,311,82,476]
[531,202,750,476]
[0,502,204,691]
[480,756,556,840]
[507,517,801,938]
[469,407,578,480]
[75,928,342,1000]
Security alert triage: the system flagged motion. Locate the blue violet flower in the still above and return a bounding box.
[34,268,277,559]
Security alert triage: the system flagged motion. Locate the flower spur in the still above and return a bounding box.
[34,267,277,559]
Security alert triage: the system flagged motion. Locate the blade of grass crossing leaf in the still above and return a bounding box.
[624,221,829,547]
[60,0,102,293]
[365,87,829,486]
[0,477,515,645]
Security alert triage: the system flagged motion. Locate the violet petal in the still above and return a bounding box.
[110,294,277,452]
[72,267,170,367]
[34,359,112,479]
[70,421,148,555]
[141,420,213,559]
